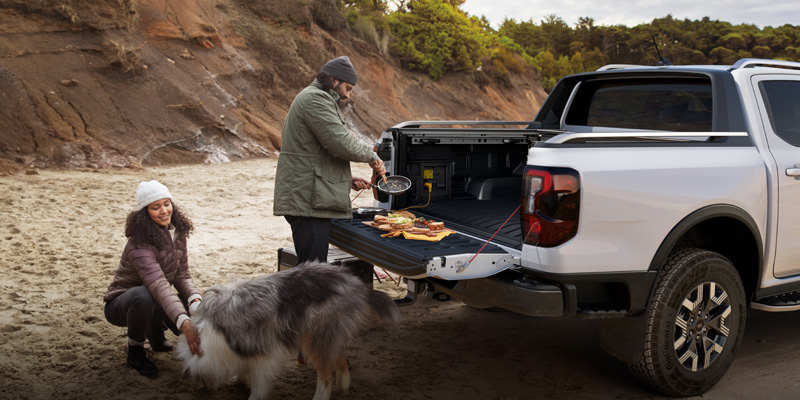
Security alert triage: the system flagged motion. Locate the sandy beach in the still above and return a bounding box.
[3,158,800,400]
[0,158,404,399]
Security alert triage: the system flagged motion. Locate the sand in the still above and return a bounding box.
[0,158,401,399]
[3,158,800,400]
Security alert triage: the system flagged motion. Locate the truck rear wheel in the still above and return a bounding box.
[630,247,746,397]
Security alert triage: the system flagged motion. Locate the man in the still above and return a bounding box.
[273,56,386,264]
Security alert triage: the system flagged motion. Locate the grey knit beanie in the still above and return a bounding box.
[320,56,357,85]
[136,180,172,211]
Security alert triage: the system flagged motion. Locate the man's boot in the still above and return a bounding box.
[126,345,158,378]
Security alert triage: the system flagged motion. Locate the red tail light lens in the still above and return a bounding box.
[521,166,580,247]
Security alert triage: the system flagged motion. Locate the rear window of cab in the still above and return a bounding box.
[564,78,713,132]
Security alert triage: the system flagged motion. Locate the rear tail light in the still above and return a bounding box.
[521,166,580,247]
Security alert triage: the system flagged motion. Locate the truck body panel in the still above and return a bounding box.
[523,144,768,275]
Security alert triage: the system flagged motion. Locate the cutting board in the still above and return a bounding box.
[361,221,454,235]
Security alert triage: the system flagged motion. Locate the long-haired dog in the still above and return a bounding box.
[175,261,401,400]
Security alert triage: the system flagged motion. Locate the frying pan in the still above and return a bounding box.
[372,175,412,195]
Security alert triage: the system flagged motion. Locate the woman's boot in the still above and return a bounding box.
[126,345,158,378]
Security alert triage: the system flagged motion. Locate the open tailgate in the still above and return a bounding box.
[329,218,518,280]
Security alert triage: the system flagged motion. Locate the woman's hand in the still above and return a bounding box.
[351,176,371,191]
[181,319,203,356]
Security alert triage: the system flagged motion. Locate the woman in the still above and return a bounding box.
[104,180,203,378]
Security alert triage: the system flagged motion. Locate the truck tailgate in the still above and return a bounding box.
[330,218,518,280]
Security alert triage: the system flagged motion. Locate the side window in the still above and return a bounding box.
[760,81,800,146]
[565,78,713,132]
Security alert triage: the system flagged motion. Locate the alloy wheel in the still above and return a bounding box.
[673,281,732,372]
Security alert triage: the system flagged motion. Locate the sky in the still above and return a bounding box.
[460,0,800,29]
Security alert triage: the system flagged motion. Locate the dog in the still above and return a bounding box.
[175,261,401,400]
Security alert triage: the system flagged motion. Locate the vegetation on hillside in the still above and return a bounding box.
[344,0,800,91]
[3,0,798,93]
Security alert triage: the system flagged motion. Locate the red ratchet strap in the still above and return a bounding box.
[465,205,521,268]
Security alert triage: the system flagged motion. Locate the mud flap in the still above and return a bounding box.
[598,314,647,364]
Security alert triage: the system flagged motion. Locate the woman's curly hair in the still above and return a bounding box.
[124,203,194,248]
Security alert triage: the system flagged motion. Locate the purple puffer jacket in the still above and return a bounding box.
[104,227,199,326]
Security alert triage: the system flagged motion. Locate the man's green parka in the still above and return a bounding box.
[273,80,378,219]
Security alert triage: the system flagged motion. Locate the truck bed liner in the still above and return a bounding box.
[411,197,522,249]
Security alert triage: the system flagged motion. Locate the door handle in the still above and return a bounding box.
[787,165,800,176]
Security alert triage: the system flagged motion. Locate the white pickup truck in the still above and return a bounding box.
[323,58,800,396]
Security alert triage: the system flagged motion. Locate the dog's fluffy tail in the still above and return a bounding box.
[367,289,401,324]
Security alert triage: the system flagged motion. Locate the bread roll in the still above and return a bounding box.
[391,222,413,230]
[428,221,444,231]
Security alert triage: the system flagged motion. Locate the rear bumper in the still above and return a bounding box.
[426,275,565,317]
[415,267,657,318]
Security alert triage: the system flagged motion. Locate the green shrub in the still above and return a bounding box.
[349,13,380,48]
[709,46,738,64]
[542,76,557,92]
[491,47,524,73]
[312,0,346,31]
[492,58,508,79]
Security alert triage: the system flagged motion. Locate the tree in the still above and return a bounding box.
[720,32,749,51]
[540,14,572,56]
[377,4,798,86]
[582,47,607,71]
[569,51,585,72]
[498,18,541,55]
[387,0,488,79]
[709,46,738,64]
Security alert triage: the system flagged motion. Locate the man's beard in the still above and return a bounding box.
[333,81,346,99]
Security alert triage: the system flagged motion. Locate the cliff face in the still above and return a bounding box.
[0,0,548,173]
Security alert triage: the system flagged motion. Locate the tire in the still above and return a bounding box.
[629,247,747,397]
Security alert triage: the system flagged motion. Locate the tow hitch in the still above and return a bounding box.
[394,278,452,306]
[394,278,425,307]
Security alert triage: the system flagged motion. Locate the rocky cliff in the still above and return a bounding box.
[0,0,548,173]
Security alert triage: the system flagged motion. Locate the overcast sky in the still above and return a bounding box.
[460,0,800,29]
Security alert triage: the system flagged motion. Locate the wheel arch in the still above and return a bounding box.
[645,204,762,307]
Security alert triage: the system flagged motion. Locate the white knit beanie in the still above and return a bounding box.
[136,180,172,211]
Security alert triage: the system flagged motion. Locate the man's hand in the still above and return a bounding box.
[351,176,371,191]
[181,319,203,357]
[369,157,386,177]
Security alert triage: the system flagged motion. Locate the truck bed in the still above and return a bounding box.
[410,197,522,248]
[331,124,533,277]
